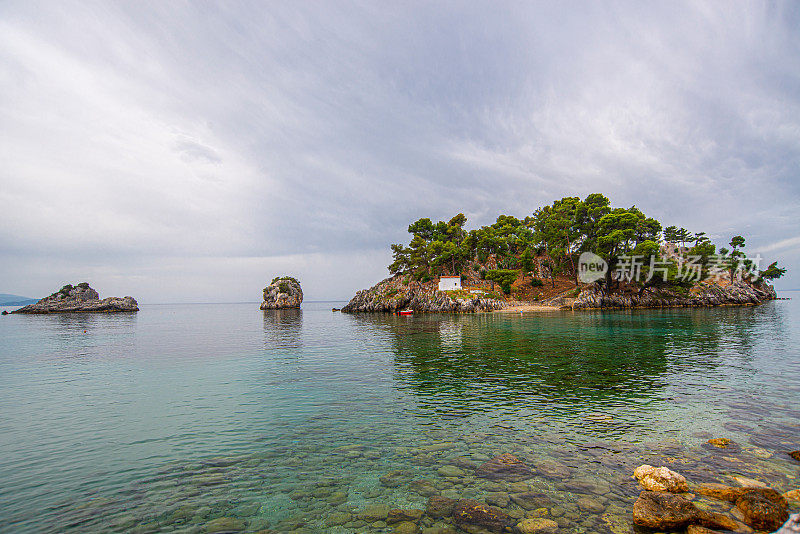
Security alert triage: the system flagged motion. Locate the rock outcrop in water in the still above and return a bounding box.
[260,276,303,309]
[11,283,138,314]
[571,280,776,310]
[341,276,506,313]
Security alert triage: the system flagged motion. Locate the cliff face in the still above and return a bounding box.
[342,276,506,313]
[571,280,777,310]
[261,277,303,309]
[12,283,138,314]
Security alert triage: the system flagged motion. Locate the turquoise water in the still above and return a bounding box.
[0,298,799,533]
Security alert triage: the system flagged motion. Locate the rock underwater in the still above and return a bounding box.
[260,276,303,309]
[11,283,138,314]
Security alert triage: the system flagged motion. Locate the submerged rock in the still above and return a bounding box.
[203,517,246,533]
[632,491,712,530]
[516,517,559,534]
[510,492,552,510]
[388,509,424,524]
[11,283,138,314]
[475,453,535,482]
[634,465,688,492]
[426,496,457,518]
[260,276,303,309]
[789,451,800,462]
[358,504,390,522]
[393,521,420,534]
[452,499,512,532]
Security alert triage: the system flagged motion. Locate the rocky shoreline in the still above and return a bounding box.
[10,283,138,314]
[342,276,779,314]
[570,280,777,310]
[341,277,506,313]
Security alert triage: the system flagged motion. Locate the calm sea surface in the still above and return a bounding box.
[1,297,799,533]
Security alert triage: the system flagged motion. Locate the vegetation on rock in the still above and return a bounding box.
[381,193,785,307]
[261,276,303,309]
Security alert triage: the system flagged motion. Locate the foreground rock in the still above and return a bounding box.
[632,491,740,531]
[633,491,700,530]
[12,283,138,314]
[572,280,776,310]
[342,276,506,313]
[634,464,688,492]
[734,489,789,531]
[260,276,303,309]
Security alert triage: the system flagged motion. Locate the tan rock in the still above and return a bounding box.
[708,438,731,448]
[634,465,689,492]
[696,483,747,502]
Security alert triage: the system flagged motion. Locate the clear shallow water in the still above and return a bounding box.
[0,297,799,533]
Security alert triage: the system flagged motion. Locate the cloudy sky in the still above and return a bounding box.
[1,1,799,302]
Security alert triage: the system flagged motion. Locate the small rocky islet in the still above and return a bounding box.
[342,195,784,314]
[53,426,800,534]
[260,276,303,310]
[9,282,138,314]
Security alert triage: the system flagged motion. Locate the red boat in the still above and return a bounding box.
[398,309,414,315]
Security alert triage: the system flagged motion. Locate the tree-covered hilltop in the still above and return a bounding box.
[387,193,785,297]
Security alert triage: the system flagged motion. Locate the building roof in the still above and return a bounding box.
[440,276,460,279]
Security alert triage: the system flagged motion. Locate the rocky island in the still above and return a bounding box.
[11,283,138,314]
[260,276,303,309]
[343,194,784,313]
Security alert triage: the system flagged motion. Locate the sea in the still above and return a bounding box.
[1,296,798,532]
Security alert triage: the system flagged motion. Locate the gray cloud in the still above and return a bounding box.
[1,0,799,302]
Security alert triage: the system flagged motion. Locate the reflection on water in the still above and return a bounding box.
[0,301,798,532]
[263,308,303,349]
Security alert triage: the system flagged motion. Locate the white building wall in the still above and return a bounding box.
[438,277,462,291]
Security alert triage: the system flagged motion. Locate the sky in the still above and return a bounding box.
[1,1,799,302]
